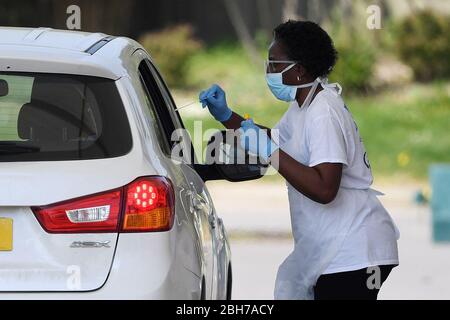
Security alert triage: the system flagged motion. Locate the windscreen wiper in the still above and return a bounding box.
[0,142,41,154]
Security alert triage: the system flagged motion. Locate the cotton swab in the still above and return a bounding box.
[174,92,217,112]
[174,101,197,112]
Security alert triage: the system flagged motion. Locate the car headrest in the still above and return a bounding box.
[0,79,8,97]
[30,76,85,109]
[17,77,88,142]
[17,102,81,142]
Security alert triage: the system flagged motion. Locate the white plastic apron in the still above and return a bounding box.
[274,187,382,299]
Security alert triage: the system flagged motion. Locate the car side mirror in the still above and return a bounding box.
[0,80,9,97]
[194,130,269,182]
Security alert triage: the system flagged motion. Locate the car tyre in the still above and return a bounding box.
[226,264,232,300]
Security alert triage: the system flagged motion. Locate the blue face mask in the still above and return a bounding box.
[265,63,317,102]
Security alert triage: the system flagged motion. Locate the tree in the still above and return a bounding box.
[223,0,261,65]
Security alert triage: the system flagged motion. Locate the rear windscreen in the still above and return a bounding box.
[0,72,132,161]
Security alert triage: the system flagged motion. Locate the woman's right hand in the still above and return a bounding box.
[199,84,232,122]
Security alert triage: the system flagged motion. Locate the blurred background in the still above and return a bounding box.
[1,0,450,299]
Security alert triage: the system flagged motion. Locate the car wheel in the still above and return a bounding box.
[226,264,232,300]
[200,277,206,300]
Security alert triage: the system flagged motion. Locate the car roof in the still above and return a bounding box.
[0,27,144,79]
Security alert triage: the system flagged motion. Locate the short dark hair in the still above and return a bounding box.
[274,20,338,78]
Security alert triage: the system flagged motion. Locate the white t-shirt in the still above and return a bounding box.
[273,88,400,275]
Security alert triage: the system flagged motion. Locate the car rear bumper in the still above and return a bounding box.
[0,232,201,300]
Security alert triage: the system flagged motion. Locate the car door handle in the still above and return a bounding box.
[188,190,202,211]
[208,214,216,229]
[188,192,216,229]
[191,196,203,211]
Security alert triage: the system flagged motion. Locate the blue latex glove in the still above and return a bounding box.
[199,84,232,122]
[238,119,279,162]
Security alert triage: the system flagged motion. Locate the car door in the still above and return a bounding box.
[131,50,218,299]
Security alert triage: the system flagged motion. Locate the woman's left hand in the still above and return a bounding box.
[238,119,279,162]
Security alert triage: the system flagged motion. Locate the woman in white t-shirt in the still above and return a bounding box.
[199,20,399,300]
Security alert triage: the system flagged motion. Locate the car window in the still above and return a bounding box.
[138,61,175,138]
[138,59,196,165]
[145,60,198,164]
[137,72,171,155]
[144,61,186,130]
[0,72,132,162]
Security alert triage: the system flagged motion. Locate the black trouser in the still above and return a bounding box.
[313,265,397,300]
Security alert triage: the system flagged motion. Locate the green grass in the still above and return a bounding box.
[2,46,448,182]
[347,82,450,180]
[177,81,450,182]
[174,43,450,182]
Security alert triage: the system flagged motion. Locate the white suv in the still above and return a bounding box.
[0,27,263,299]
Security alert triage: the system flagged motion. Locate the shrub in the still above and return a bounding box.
[328,32,377,94]
[184,43,279,108]
[395,10,450,81]
[323,7,378,94]
[139,25,203,88]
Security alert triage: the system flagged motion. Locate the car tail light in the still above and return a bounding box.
[122,177,175,232]
[33,190,122,233]
[32,176,175,234]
